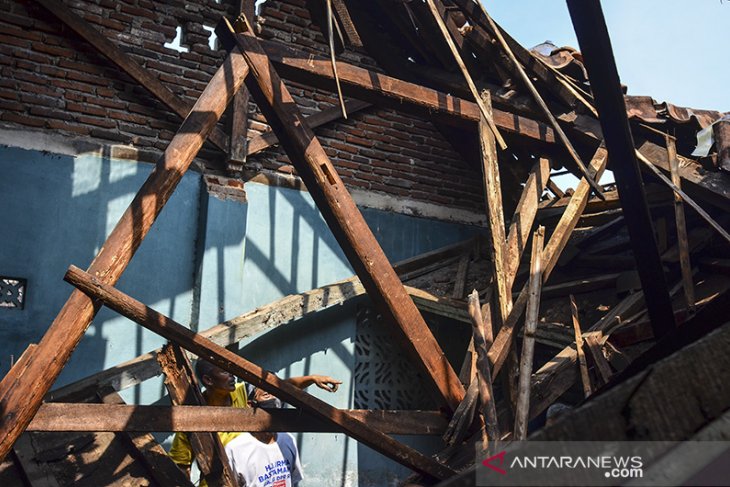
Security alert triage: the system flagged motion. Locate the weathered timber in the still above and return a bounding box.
[157,344,236,486]
[636,150,730,245]
[538,273,620,299]
[442,381,479,446]
[0,51,249,462]
[227,0,256,168]
[226,26,464,411]
[570,295,592,398]
[424,0,506,148]
[467,291,500,446]
[583,333,613,385]
[514,227,544,440]
[251,37,557,143]
[478,92,511,327]
[505,158,551,289]
[332,0,362,46]
[28,405,449,435]
[98,389,194,487]
[65,266,456,480]
[567,0,676,338]
[31,0,230,152]
[469,2,604,197]
[528,290,646,419]
[0,344,37,406]
[48,241,475,403]
[488,147,608,378]
[246,99,371,156]
[451,248,471,299]
[546,179,565,198]
[667,136,695,309]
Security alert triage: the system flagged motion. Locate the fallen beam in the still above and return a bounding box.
[0,50,249,462]
[28,405,449,435]
[227,26,464,411]
[64,266,455,480]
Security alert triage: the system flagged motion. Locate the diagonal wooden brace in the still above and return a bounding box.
[0,51,249,463]
[220,21,465,411]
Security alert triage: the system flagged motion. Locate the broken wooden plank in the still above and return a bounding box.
[570,295,592,398]
[64,266,455,480]
[567,0,676,338]
[505,158,551,289]
[478,91,511,328]
[667,136,695,310]
[424,0,506,149]
[467,291,500,447]
[156,344,236,486]
[442,378,479,447]
[246,99,371,156]
[225,25,464,411]
[0,50,249,463]
[249,37,557,143]
[98,389,194,487]
[514,226,544,440]
[583,333,613,385]
[31,0,230,152]
[28,405,449,435]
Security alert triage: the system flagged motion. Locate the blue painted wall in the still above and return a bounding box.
[0,146,480,486]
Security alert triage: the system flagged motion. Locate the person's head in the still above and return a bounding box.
[195,359,236,393]
[249,386,283,409]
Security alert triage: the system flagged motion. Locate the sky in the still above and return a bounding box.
[486,0,729,113]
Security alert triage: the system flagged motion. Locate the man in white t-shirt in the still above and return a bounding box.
[224,428,303,487]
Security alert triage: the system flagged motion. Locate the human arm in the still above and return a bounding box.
[285,375,341,392]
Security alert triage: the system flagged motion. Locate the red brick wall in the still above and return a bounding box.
[0,0,484,212]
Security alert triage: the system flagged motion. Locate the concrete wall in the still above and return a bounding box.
[0,145,479,485]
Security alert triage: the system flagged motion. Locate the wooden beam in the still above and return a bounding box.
[31,0,230,152]
[98,389,194,487]
[467,291,499,446]
[570,295,592,398]
[0,50,249,463]
[487,147,608,378]
[156,344,236,486]
[451,248,471,299]
[64,266,456,480]
[250,37,557,144]
[567,0,676,339]
[479,92,511,327]
[225,26,464,411]
[28,405,449,435]
[48,240,475,403]
[514,226,544,440]
[424,0,506,149]
[227,0,255,169]
[505,158,551,289]
[246,99,371,156]
[667,136,696,310]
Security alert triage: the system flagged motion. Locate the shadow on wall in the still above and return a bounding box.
[0,146,201,399]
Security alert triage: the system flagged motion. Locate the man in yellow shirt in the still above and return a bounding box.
[168,359,341,480]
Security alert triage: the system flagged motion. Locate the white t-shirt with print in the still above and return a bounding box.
[224,432,303,487]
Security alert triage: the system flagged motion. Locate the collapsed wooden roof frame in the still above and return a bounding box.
[1,0,729,483]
